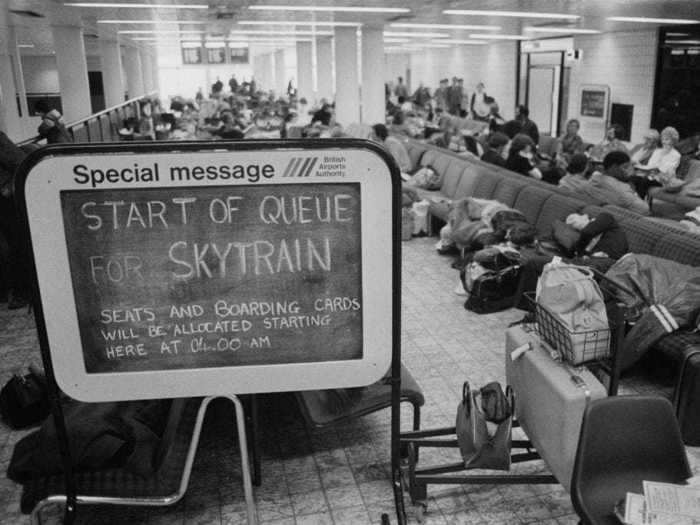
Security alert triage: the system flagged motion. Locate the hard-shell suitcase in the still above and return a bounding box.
[505,324,607,491]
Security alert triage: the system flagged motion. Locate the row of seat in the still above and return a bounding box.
[405,141,700,266]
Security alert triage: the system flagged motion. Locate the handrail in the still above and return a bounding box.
[18,91,158,146]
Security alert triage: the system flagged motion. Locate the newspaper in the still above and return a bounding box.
[643,481,700,520]
[620,492,697,525]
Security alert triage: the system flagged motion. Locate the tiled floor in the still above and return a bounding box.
[1,237,699,524]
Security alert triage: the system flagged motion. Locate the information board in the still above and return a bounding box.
[21,142,396,401]
[580,85,609,118]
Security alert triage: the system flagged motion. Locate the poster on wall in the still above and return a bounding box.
[229,46,249,64]
[580,85,610,119]
[182,44,203,65]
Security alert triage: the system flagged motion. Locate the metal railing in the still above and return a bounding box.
[19,91,158,146]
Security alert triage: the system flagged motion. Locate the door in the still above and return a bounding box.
[528,67,555,136]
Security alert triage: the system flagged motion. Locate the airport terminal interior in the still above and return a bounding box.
[1,0,700,524]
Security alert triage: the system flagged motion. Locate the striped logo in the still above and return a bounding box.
[282,157,319,178]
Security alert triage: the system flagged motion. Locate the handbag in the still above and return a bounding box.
[455,381,513,471]
[0,365,49,429]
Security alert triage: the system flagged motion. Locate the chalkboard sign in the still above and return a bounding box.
[580,87,608,118]
[20,142,397,401]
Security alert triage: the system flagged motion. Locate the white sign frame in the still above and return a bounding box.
[21,141,397,402]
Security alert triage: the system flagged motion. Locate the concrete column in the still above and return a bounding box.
[150,51,160,94]
[257,53,272,91]
[274,49,286,96]
[316,37,333,103]
[99,33,124,108]
[140,48,153,94]
[51,24,92,121]
[123,45,144,99]
[0,13,23,139]
[361,26,384,124]
[334,27,359,126]
[296,41,313,102]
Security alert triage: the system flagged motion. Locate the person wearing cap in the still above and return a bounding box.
[558,153,590,193]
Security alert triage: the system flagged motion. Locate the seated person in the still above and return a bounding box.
[506,134,542,179]
[558,153,590,192]
[370,123,411,174]
[629,128,660,166]
[594,124,629,160]
[568,212,628,260]
[632,126,682,197]
[578,151,650,215]
[448,133,481,159]
[555,119,584,167]
[481,132,509,167]
[487,101,506,134]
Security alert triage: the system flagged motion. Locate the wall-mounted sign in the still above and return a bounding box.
[19,141,398,402]
[182,44,203,65]
[580,85,610,119]
[229,46,249,64]
[206,46,226,64]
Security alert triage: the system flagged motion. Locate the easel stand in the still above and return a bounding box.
[31,393,258,525]
[400,421,556,513]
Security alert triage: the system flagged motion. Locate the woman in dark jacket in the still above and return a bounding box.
[506,134,543,179]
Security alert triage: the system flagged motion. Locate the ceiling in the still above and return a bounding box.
[6,0,700,56]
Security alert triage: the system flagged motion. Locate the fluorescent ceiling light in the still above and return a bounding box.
[181,41,201,48]
[470,34,530,40]
[118,30,204,34]
[249,5,410,13]
[438,39,488,45]
[607,16,699,24]
[524,27,600,34]
[390,23,500,31]
[383,31,449,38]
[131,37,182,40]
[667,32,690,37]
[229,37,312,42]
[236,20,360,27]
[228,42,249,48]
[17,43,35,48]
[444,9,579,20]
[668,39,700,44]
[383,38,410,43]
[404,43,450,48]
[98,19,206,24]
[64,3,208,8]
[204,41,226,48]
[229,30,333,36]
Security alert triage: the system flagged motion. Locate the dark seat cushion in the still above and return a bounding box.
[652,233,700,267]
[534,194,585,239]
[492,178,527,207]
[470,173,503,200]
[512,186,553,227]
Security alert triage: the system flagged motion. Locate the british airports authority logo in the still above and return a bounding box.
[281,157,319,177]
[281,155,347,178]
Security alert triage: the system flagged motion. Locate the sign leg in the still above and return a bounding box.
[225,394,258,525]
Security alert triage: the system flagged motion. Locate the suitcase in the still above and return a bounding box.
[505,324,607,491]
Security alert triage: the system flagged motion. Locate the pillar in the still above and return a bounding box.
[150,51,160,94]
[140,48,153,94]
[99,32,124,108]
[123,45,144,99]
[274,49,286,96]
[51,22,91,121]
[316,37,333,103]
[296,41,313,102]
[334,27,359,126]
[361,26,384,124]
[0,8,23,139]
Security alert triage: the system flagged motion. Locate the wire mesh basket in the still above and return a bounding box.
[525,292,611,365]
